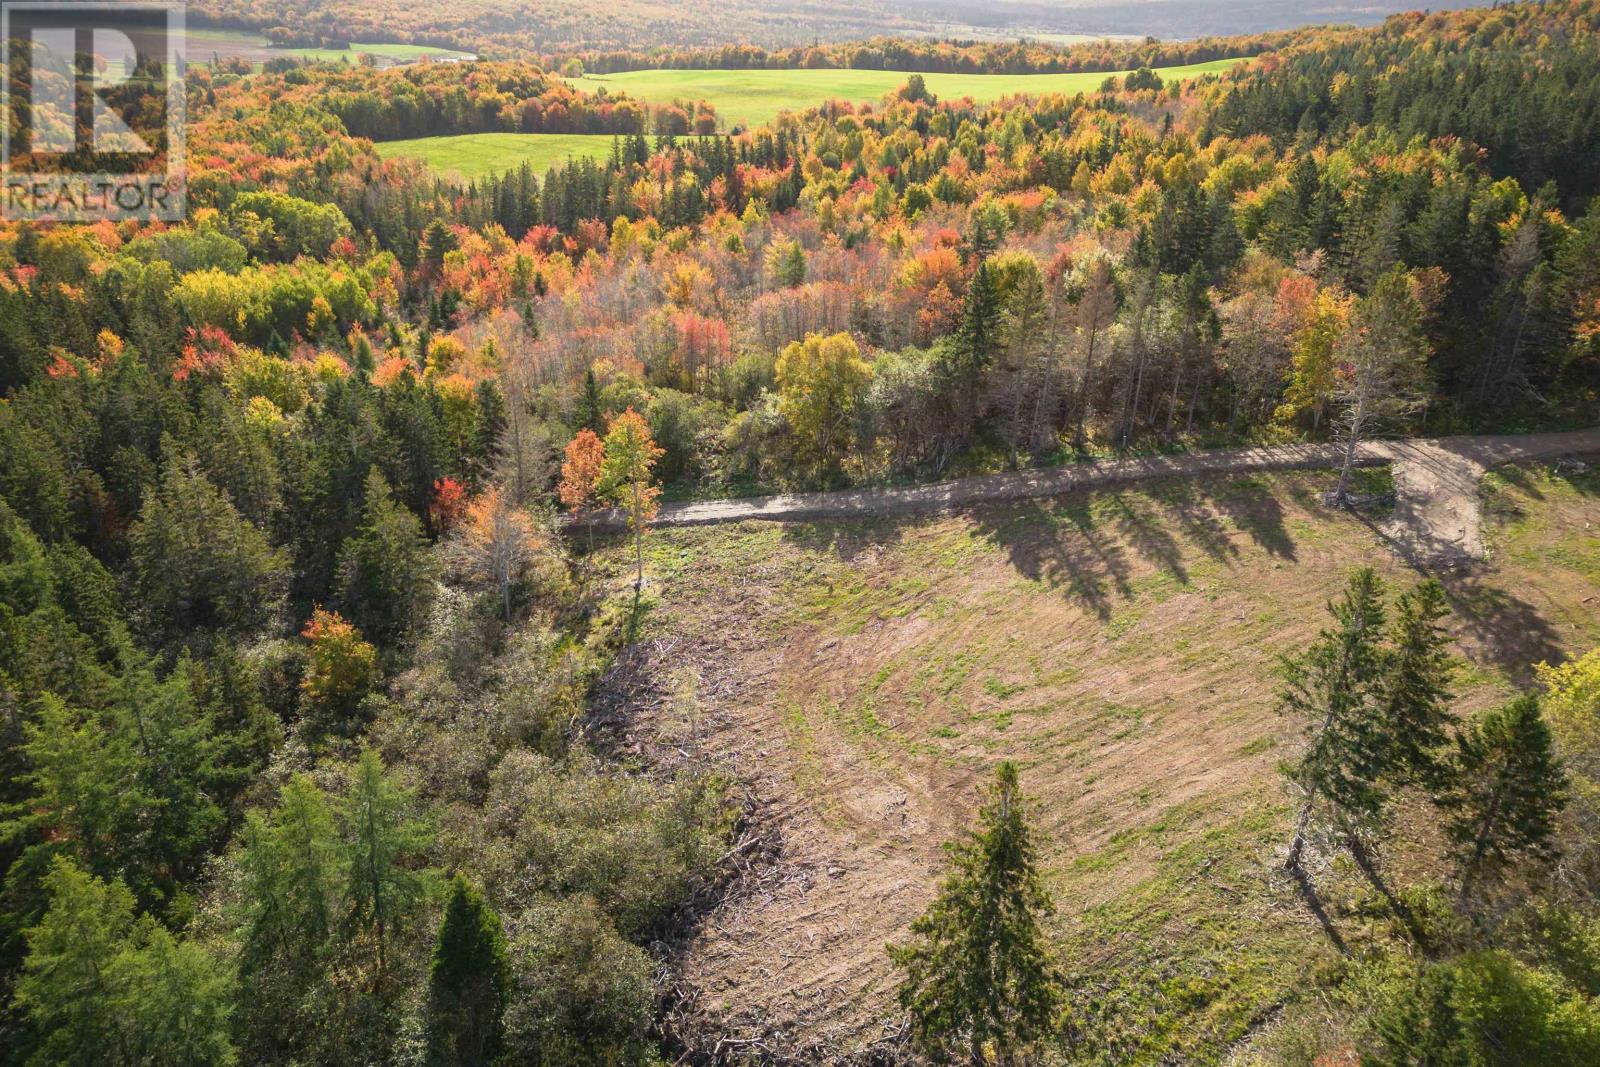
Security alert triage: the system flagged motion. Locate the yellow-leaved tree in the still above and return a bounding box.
[775,331,872,482]
[1538,646,1600,887]
[597,408,663,592]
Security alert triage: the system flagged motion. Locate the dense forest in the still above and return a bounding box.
[556,31,1321,76]
[2,0,1600,1063]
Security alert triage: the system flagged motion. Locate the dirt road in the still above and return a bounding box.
[585,428,1600,564]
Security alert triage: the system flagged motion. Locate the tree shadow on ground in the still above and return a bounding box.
[1488,453,1600,503]
[1437,570,1565,686]
[1341,506,1564,684]
[1350,503,1473,577]
[758,469,1308,626]
[777,512,914,562]
[961,496,1133,621]
[958,474,1301,621]
[1288,863,1350,957]
[1103,492,1190,584]
[1206,476,1298,561]
[1146,481,1241,567]
[1548,461,1600,498]
[1487,462,1548,503]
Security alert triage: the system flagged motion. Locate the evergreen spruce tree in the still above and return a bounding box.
[15,857,134,1065]
[471,379,507,480]
[890,762,1059,1064]
[128,457,289,642]
[1281,568,1390,871]
[18,858,236,1067]
[426,875,509,1067]
[956,260,1003,381]
[382,372,452,516]
[962,200,1010,263]
[114,917,238,1067]
[110,652,227,895]
[1444,695,1568,902]
[1377,579,1456,791]
[774,239,807,287]
[341,749,433,986]
[420,219,458,277]
[575,366,605,435]
[352,331,377,376]
[7,693,150,887]
[233,774,343,1062]
[336,468,435,648]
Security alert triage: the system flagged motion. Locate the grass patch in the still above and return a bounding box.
[1347,464,1396,499]
[1486,462,1600,585]
[374,132,620,181]
[187,28,473,69]
[1061,800,1312,1066]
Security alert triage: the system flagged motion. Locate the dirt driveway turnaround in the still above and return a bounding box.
[1376,432,1599,564]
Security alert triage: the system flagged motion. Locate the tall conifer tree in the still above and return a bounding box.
[426,876,509,1067]
[891,762,1059,1064]
[1445,696,1567,902]
[1377,579,1456,790]
[1281,568,1390,871]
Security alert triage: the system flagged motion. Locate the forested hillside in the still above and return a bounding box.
[2,1,1599,1063]
[562,30,1318,76]
[187,0,1491,54]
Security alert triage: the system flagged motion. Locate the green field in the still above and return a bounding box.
[287,42,477,64]
[570,59,1246,129]
[374,132,619,181]
[186,28,475,68]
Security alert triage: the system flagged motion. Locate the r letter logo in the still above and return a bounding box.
[2,2,186,221]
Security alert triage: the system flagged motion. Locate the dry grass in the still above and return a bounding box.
[591,460,1600,1064]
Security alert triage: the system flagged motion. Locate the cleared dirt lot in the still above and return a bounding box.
[595,459,1600,1063]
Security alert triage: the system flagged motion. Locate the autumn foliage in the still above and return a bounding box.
[430,477,469,532]
[300,607,379,726]
[558,429,606,514]
[459,487,544,620]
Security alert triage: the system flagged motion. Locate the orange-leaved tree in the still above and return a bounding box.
[597,408,662,592]
[558,428,606,557]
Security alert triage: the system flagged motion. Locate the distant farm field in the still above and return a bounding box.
[570,58,1246,129]
[373,132,619,181]
[186,28,475,68]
